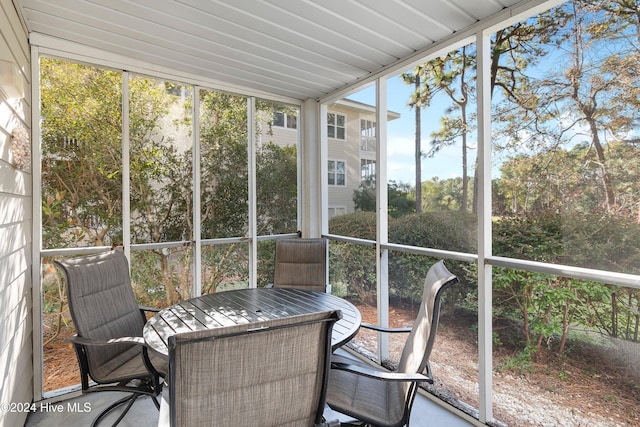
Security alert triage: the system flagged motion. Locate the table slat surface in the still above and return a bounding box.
[143,288,361,356]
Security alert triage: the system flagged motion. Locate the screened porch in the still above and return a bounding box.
[2,0,640,426]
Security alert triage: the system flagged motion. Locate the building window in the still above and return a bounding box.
[361,159,375,181]
[328,160,346,186]
[360,119,376,152]
[328,112,346,140]
[272,111,297,129]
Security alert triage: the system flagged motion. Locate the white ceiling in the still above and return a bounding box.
[17,0,531,101]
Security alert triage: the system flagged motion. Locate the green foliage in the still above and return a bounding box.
[201,243,249,294]
[256,143,297,235]
[352,180,416,218]
[130,251,170,306]
[497,345,535,375]
[329,208,640,358]
[388,181,416,218]
[41,60,298,307]
[493,210,640,356]
[420,177,466,211]
[352,179,376,212]
[390,211,476,303]
[493,212,564,262]
[41,58,124,247]
[329,211,377,240]
[494,143,640,217]
[329,212,378,303]
[391,210,476,253]
[199,90,250,239]
[256,240,276,288]
[329,210,476,304]
[330,241,377,305]
[494,210,640,273]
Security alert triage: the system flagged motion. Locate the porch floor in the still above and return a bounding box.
[25,390,473,427]
[25,349,474,427]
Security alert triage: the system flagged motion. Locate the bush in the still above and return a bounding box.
[329,210,476,304]
[330,209,640,351]
[389,211,476,304]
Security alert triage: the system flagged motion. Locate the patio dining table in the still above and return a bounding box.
[143,287,361,357]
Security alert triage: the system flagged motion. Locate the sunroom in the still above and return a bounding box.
[2,0,640,426]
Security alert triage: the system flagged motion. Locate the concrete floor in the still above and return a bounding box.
[24,390,474,427]
[25,349,475,427]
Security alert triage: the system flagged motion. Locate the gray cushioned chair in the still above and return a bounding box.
[325,260,458,427]
[273,237,328,293]
[158,310,342,427]
[55,249,165,427]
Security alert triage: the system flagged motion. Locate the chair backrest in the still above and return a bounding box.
[273,238,327,292]
[167,310,341,427]
[55,249,145,383]
[398,260,458,375]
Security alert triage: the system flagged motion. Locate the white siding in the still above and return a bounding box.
[0,0,33,425]
[327,106,376,215]
[264,125,297,147]
[264,103,386,217]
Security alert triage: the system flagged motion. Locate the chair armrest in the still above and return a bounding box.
[331,361,433,384]
[66,335,146,347]
[67,335,164,379]
[360,322,412,333]
[139,306,160,323]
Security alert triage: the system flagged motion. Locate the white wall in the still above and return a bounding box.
[0,0,33,425]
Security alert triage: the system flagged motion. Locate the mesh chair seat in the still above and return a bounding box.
[90,346,167,385]
[326,260,458,427]
[327,353,407,426]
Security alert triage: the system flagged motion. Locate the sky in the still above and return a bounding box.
[347,74,467,187]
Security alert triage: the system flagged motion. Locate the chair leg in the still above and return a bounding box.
[90,393,139,427]
[323,405,366,427]
[151,395,160,410]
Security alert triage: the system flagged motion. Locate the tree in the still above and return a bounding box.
[128,78,193,305]
[199,90,250,239]
[420,177,464,211]
[496,1,640,213]
[42,62,300,302]
[546,2,620,209]
[256,142,297,235]
[353,179,415,218]
[42,59,124,248]
[401,67,425,213]
[426,46,475,213]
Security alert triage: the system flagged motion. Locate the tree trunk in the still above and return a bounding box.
[558,299,570,355]
[611,291,618,338]
[634,297,639,342]
[415,75,422,213]
[587,118,616,210]
[472,158,479,215]
[460,102,468,212]
[161,253,174,306]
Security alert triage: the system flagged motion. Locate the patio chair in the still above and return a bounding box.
[158,310,342,427]
[55,249,165,427]
[273,237,328,292]
[325,260,458,427]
